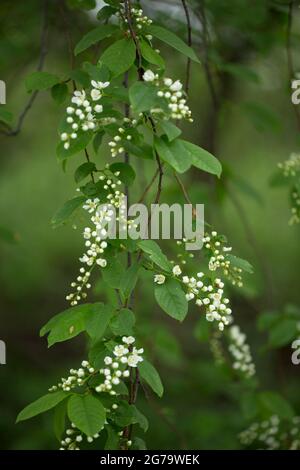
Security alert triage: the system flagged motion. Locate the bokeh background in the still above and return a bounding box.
[1,0,300,449]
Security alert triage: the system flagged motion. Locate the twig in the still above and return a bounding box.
[141,382,188,449]
[198,1,218,111]
[0,0,49,137]
[138,168,160,203]
[181,0,192,93]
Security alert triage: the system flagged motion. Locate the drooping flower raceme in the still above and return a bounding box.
[239,415,300,450]
[228,325,255,378]
[277,153,300,225]
[66,171,125,306]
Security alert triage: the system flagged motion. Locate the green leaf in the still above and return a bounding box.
[140,39,165,68]
[69,69,91,88]
[139,360,164,397]
[155,278,188,322]
[129,82,159,113]
[134,407,149,432]
[180,140,222,177]
[54,400,67,441]
[100,38,136,76]
[147,25,200,63]
[159,121,182,142]
[104,425,119,450]
[51,196,86,228]
[40,303,103,347]
[0,106,13,125]
[74,162,96,183]
[93,131,105,153]
[109,162,136,186]
[123,141,154,160]
[113,401,138,427]
[86,304,113,340]
[102,258,126,289]
[83,62,111,82]
[120,263,140,299]
[258,391,294,420]
[226,255,254,274]
[257,311,279,332]
[97,6,117,23]
[67,394,106,436]
[138,240,172,272]
[269,318,298,348]
[154,136,191,173]
[51,83,68,104]
[57,131,93,160]
[16,391,69,423]
[110,308,135,336]
[75,24,118,55]
[25,72,60,92]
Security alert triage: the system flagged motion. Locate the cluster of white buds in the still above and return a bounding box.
[278,153,300,177]
[228,325,255,378]
[142,70,193,122]
[180,270,232,331]
[96,336,144,394]
[289,187,300,225]
[203,231,243,287]
[118,5,152,34]
[239,416,300,450]
[60,80,110,150]
[60,423,102,450]
[49,360,95,392]
[66,173,125,306]
[108,118,136,158]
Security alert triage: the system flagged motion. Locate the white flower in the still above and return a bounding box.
[170,80,183,92]
[164,78,173,87]
[94,104,103,113]
[91,80,110,90]
[127,354,143,367]
[113,345,129,357]
[172,265,182,276]
[154,274,166,285]
[122,336,135,345]
[104,356,112,365]
[91,89,102,101]
[143,70,155,82]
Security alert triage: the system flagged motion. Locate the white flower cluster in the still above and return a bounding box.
[49,360,95,392]
[142,69,193,122]
[60,80,110,150]
[228,325,255,378]
[184,274,232,331]
[203,231,244,287]
[127,7,152,29]
[239,415,300,450]
[96,336,144,394]
[60,423,102,451]
[278,153,300,177]
[289,187,300,225]
[154,260,232,331]
[108,117,136,158]
[66,173,124,306]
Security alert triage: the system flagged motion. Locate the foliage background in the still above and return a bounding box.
[0,0,300,449]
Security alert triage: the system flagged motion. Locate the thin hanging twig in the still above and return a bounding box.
[0,0,50,137]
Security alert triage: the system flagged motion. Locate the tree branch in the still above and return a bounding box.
[0,0,49,137]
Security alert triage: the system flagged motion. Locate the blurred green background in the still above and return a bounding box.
[1,0,300,450]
